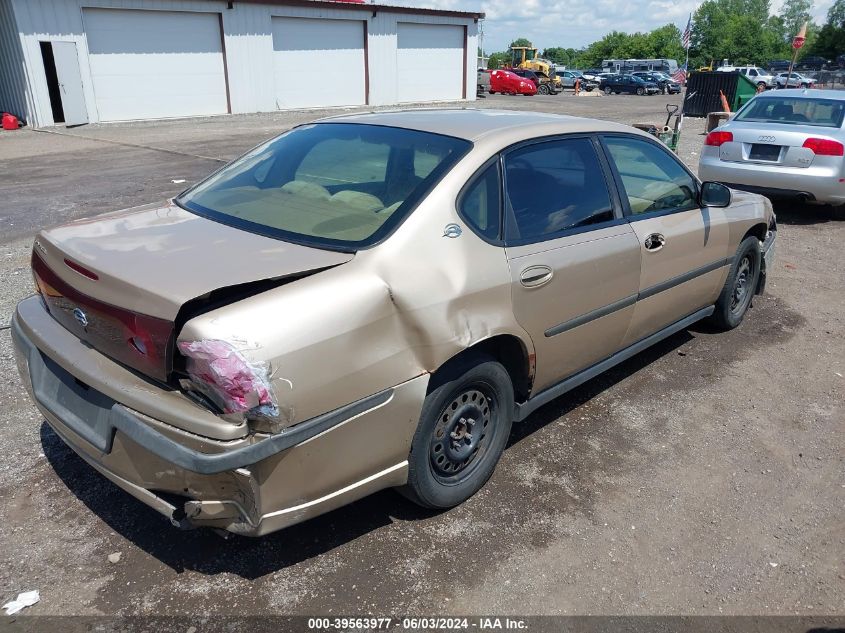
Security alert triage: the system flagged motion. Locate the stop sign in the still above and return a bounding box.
[793,36,806,49]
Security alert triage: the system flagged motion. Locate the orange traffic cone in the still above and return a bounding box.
[719,90,731,113]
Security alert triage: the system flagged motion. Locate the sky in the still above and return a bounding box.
[387,0,835,54]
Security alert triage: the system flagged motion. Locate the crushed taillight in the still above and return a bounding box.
[178,339,279,422]
[31,251,173,381]
[802,137,844,156]
[705,131,733,146]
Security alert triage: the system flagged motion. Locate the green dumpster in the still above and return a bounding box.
[682,72,759,117]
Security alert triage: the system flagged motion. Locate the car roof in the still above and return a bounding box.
[315,109,644,142]
[752,88,842,100]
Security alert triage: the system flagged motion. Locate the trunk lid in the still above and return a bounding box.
[33,202,353,381]
[718,123,831,169]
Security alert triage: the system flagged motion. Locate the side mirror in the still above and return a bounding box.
[700,181,732,208]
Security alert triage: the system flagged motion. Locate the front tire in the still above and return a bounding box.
[636,87,645,95]
[402,355,514,509]
[709,236,762,330]
[538,84,550,95]
[604,85,612,95]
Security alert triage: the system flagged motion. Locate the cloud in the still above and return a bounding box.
[385,0,835,52]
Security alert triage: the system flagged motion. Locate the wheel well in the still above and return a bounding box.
[742,222,767,243]
[742,222,769,294]
[430,335,532,403]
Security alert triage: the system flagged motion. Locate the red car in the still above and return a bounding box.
[489,70,537,96]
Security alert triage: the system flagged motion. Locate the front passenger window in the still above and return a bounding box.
[604,136,698,215]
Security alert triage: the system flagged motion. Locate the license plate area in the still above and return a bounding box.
[749,144,782,162]
[33,351,116,453]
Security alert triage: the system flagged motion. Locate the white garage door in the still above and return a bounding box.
[397,23,464,103]
[272,17,366,109]
[84,9,228,122]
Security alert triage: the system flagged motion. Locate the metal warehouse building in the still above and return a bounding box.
[0,0,481,127]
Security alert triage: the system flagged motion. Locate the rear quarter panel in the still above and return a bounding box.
[178,147,531,428]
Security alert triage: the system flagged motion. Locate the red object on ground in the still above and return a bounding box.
[2,113,22,130]
[489,70,538,96]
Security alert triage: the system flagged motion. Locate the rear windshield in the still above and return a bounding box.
[734,96,845,128]
[178,123,471,250]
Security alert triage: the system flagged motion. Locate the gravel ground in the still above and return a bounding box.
[0,93,842,619]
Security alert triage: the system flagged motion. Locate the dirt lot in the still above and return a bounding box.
[0,93,842,618]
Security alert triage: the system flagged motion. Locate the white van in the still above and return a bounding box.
[716,65,774,88]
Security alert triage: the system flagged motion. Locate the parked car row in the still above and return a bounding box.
[478,68,603,97]
[767,56,834,72]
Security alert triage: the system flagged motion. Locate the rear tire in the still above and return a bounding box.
[538,84,550,95]
[709,236,762,331]
[636,87,645,95]
[401,355,514,509]
[604,85,612,95]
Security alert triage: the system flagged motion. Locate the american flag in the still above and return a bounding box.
[682,13,692,49]
[672,65,688,84]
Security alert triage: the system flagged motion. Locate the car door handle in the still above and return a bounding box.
[520,265,553,288]
[643,233,666,252]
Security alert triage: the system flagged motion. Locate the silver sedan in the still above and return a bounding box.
[698,89,845,210]
[775,72,816,88]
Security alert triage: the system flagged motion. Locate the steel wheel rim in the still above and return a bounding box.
[429,385,494,483]
[731,255,753,314]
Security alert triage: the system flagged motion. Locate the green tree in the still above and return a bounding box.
[780,0,813,40]
[563,24,686,68]
[486,51,510,69]
[509,38,533,48]
[542,47,579,65]
[647,24,686,61]
[810,0,845,58]
[690,0,791,66]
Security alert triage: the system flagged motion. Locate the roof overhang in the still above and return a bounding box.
[228,0,484,19]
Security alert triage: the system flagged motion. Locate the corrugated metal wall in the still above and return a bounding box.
[0,0,32,123]
[8,0,478,126]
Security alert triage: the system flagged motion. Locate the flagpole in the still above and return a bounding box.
[682,12,691,84]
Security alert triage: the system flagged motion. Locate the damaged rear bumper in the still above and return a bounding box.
[12,296,427,536]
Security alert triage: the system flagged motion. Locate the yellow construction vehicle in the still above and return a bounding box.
[509,46,562,90]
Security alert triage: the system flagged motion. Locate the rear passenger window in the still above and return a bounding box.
[503,138,614,242]
[460,162,501,240]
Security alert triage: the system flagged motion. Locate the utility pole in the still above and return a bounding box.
[478,20,485,69]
